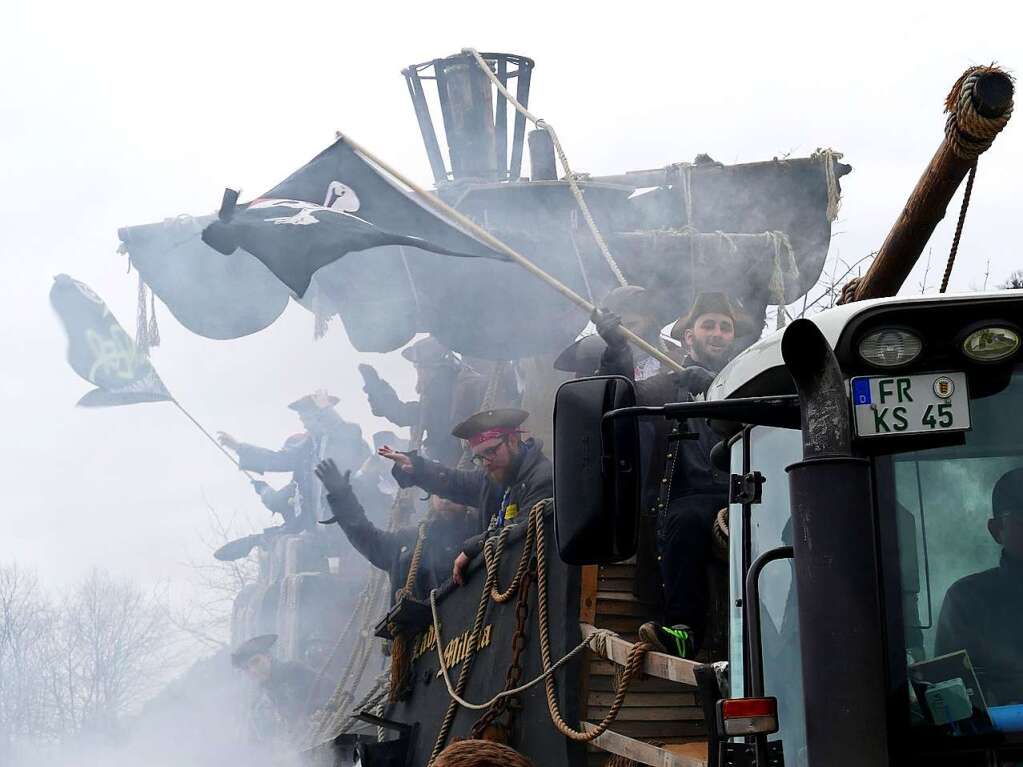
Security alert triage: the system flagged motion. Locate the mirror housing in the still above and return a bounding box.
[553,376,641,565]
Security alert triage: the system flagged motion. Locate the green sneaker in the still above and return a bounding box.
[639,621,696,659]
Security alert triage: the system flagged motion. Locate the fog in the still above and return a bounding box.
[2,0,1023,761]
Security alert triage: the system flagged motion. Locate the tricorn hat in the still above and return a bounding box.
[288,392,340,412]
[231,633,278,668]
[553,334,605,375]
[401,336,455,366]
[452,408,529,448]
[670,292,753,341]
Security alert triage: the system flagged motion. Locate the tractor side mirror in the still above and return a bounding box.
[553,376,641,565]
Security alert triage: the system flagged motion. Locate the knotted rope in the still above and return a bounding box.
[944,65,1014,161]
[388,522,428,702]
[463,48,629,288]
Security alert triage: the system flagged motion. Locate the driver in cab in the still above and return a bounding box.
[935,466,1023,706]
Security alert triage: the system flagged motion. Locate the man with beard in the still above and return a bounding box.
[359,336,488,467]
[595,292,745,658]
[315,458,476,600]
[213,392,370,560]
[377,408,553,586]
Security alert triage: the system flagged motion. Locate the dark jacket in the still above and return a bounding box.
[237,411,370,531]
[935,552,1023,706]
[364,365,487,466]
[599,346,728,603]
[392,439,553,558]
[324,487,477,601]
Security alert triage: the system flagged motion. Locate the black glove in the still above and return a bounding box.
[682,364,715,396]
[315,459,352,497]
[358,363,382,387]
[591,308,628,350]
[250,479,270,495]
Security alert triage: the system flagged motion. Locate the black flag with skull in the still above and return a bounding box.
[201,137,504,297]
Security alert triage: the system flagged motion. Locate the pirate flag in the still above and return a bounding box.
[201,137,503,297]
[50,275,173,407]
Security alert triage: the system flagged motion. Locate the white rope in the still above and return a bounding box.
[810,147,843,222]
[463,47,628,288]
[428,587,616,711]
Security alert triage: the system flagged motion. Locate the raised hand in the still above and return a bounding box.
[358,364,382,387]
[377,445,413,474]
[217,431,241,451]
[314,459,352,496]
[591,308,628,349]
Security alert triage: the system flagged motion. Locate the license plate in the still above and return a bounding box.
[851,372,970,438]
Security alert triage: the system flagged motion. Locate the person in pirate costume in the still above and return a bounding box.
[554,285,683,379]
[213,392,371,562]
[315,458,476,601]
[231,633,326,735]
[378,408,553,586]
[595,292,748,658]
[359,336,490,467]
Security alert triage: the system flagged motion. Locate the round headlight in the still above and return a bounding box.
[858,328,923,368]
[962,326,1020,362]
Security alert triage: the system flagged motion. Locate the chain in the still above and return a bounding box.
[470,565,533,740]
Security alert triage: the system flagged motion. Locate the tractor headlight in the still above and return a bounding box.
[962,326,1021,362]
[858,328,923,368]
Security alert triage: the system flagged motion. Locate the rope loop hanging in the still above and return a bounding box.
[463,48,629,288]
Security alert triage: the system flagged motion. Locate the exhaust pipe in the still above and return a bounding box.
[782,319,889,767]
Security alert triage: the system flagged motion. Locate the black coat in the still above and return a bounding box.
[324,488,477,601]
[262,658,323,728]
[392,439,553,558]
[599,346,728,603]
[237,411,370,531]
[935,552,1023,706]
[364,365,487,466]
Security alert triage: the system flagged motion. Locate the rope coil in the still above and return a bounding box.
[943,65,1014,160]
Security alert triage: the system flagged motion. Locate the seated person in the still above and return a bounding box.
[935,466,1023,706]
[378,408,553,586]
[315,458,476,601]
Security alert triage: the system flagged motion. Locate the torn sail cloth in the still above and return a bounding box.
[390,438,553,558]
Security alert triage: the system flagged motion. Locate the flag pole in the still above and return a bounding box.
[337,132,686,374]
[172,399,257,481]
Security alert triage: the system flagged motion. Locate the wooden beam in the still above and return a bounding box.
[581,623,700,686]
[581,724,708,767]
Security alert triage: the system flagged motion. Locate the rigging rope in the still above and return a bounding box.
[463,48,629,288]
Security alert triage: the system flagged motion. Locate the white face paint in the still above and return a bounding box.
[324,180,360,213]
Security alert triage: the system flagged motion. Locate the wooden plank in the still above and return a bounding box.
[587,706,705,722]
[597,577,635,592]
[582,724,708,767]
[589,674,687,694]
[601,721,707,739]
[580,565,599,624]
[588,691,698,707]
[595,599,650,617]
[589,616,644,634]
[600,565,636,579]
[582,623,700,687]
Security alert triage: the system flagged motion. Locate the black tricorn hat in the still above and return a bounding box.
[401,336,455,366]
[231,634,278,668]
[452,408,529,443]
[553,334,605,375]
[288,392,340,412]
[670,292,754,341]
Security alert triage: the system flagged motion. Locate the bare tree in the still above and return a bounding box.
[0,565,55,761]
[169,498,260,650]
[1001,270,1023,289]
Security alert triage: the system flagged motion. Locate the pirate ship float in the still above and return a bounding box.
[117,49,849,767]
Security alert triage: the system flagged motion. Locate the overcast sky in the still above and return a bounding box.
[2,0,1021,610]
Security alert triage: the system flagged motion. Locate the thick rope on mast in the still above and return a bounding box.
[463,48,629,288]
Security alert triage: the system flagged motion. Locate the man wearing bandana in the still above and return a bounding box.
[378,408,553,586]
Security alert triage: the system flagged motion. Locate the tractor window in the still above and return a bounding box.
[882,368,1023,740]
[729,426,807,765]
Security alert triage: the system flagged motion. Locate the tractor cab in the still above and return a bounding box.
[554,292,1023,767]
